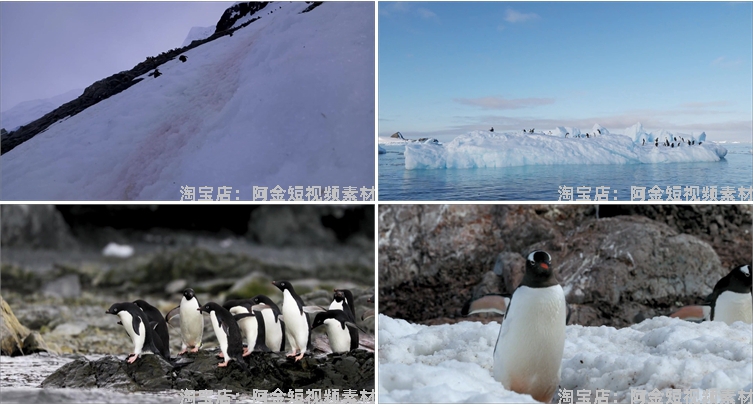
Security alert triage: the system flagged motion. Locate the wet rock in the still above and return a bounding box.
[1,295,49,356]
[42,349,374,392]
[42,274,81,298]
[248,206,339,247]
[165,279,188,295]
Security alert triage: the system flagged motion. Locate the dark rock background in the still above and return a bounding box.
[378,204,752,327]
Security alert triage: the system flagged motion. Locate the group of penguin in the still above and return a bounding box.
[462,251,752,403]
[106,280,372,369]
[653,135,702,148]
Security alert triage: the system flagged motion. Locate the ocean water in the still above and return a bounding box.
[378,143,753,201]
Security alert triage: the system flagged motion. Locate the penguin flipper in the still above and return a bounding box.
[166,306,181,328]
[279,320,287,352]
[461,294,511,316]
[303,305,327,314]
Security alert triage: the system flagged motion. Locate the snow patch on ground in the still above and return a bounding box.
[1,89,82,132]
[378,314,752,403]
[181,26,216,47]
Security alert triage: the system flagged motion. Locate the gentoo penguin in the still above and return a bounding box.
[222,299,269,355]
[312,310,359,353]
[493,251,566,403]
[329,289,356,322]
[134,299,170,359]
[272,280,310,361]
[250,295,286,352]
[705,264,752,325]
[198,302,248,369]
[166,288,204,355]
[106,302,162,363]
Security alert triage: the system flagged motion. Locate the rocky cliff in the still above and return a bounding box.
[379,205,752,327]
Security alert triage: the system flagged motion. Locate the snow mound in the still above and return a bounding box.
[181,26,215,47]
[404,129,727,170]
[378,145,386,154]
[379,314,752,403]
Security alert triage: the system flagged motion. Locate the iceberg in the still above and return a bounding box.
[404,125,727,170]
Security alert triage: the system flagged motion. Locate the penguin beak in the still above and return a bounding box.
[540,262,549,270]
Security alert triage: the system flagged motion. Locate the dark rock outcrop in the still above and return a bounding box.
[42,349,374,392]
[379,205,752,327]
[1,205,78,249]
[301,2,323,14]
[215,2,269,33]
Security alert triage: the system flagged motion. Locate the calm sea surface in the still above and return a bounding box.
[378,143,753,201]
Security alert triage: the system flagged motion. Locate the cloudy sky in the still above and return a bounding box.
[379,2,753,142]
[1,2,234,110]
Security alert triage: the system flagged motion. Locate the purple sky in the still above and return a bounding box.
[1,2,234,110]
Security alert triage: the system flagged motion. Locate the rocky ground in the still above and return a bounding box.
[378,204,752,327]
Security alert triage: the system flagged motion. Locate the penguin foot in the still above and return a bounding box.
[286,351,297,358]
[178,349,188,355]
[217,352,225,358]
[127,355,139,364]
[217,361,230,367]
[242,348,251,357]
[189,346,200,353]
[294,352,305,362]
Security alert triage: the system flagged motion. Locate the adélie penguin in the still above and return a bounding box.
[329,289,356,323]
[312,310,359,353]
[198,302,248,370]
[166,288,204,355]
[250,294,286,352]
[106,302,164,363]
[133,299,170,359]
[272,280,310,361]
[222,299,269,355]
[493,251,567,403]
[705,264,752,325]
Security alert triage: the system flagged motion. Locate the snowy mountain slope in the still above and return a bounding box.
[0,88,82,132]
[181,26,215,47]
[379,315,753,403]
[1,2,374,200]
[404,128,727,170]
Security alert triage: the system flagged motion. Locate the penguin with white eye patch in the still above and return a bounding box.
[492,250,567,403]
[705,264,752,325]
[272,280,310,361]
[198,302,249,370]
[166,288,204,355]
[312,310,359,353]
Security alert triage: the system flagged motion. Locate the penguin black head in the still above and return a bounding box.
[183,288,196,300]
[731,265,752,291]
[521,251,559,288]
[312,310,348,330]
[272,280,295,293]
[106,303,124,315]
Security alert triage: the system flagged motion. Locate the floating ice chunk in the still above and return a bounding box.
[405,130,727,170]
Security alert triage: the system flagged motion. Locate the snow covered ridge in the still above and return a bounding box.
[378,315,753,403]
[404,124,728,170]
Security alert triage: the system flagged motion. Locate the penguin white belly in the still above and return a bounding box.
[715,291,753,325]
[282,290,308,353]
[493,285,567,403]
[323,319,351,353]
[180,297,204,348]
[238,316,259,350]
[118,311,146,355]
[329,301,344,311]
[261,308,283,351]
[209,311,229,358]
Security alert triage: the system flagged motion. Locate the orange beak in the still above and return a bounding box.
[540,263,549,269]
